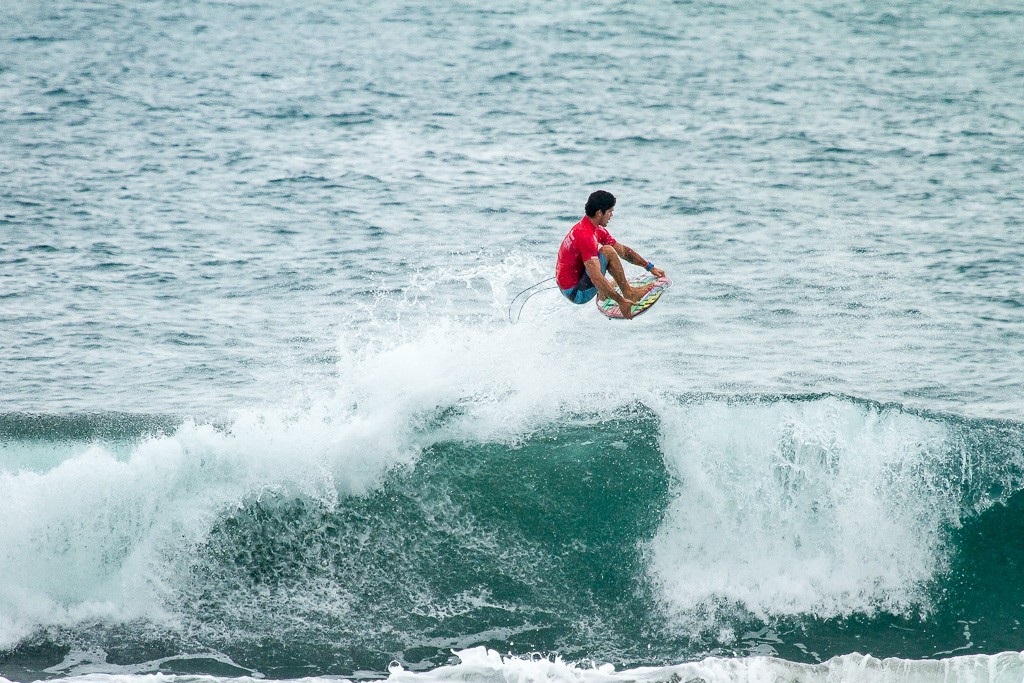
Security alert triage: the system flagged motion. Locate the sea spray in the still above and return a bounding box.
[0,404,428,651]
[649,397,960,625]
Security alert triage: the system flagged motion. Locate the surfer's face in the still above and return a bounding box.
[593,207,614,227]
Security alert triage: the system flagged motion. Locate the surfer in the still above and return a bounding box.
[556,190,666,320]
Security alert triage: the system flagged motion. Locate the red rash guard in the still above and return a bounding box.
[555,216,617,290]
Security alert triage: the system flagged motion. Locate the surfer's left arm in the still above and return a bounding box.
[613,243,665,278]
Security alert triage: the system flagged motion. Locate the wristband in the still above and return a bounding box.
[645,262,654,271]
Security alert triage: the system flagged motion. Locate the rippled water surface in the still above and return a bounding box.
[2,0,1021,416]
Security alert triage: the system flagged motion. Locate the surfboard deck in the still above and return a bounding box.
[596,274,671,319]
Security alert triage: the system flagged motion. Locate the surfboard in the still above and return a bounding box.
[596,274,671,319]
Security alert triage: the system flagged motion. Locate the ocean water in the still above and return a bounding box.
[2,1,1023,682]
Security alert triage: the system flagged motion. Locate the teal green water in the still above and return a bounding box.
[2,1,1023,681]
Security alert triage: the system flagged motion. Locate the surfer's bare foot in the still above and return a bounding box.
[624,283,654,301]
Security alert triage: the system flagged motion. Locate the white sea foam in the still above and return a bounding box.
[0,410,404,648]
[8,646,1024,683]
[649,397,960,625]
[392,647,1024,683]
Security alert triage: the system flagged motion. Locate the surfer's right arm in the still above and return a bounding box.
[614,243,665,278]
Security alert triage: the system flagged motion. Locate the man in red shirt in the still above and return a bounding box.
[555,190,666,320]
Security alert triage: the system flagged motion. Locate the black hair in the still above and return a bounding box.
[585,190,616,217]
